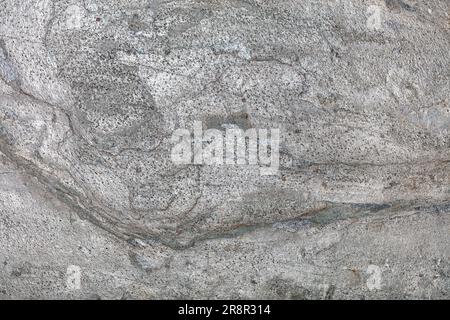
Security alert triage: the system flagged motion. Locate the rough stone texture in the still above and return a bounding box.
[0,0,449,299]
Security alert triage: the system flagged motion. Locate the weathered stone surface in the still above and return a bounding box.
[0,0,449,299]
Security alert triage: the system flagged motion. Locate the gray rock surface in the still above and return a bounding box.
[0,0,449,299]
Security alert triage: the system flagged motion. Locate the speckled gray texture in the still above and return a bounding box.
[0,0,449,299]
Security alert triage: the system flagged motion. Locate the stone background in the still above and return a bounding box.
[0,0,449,299]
